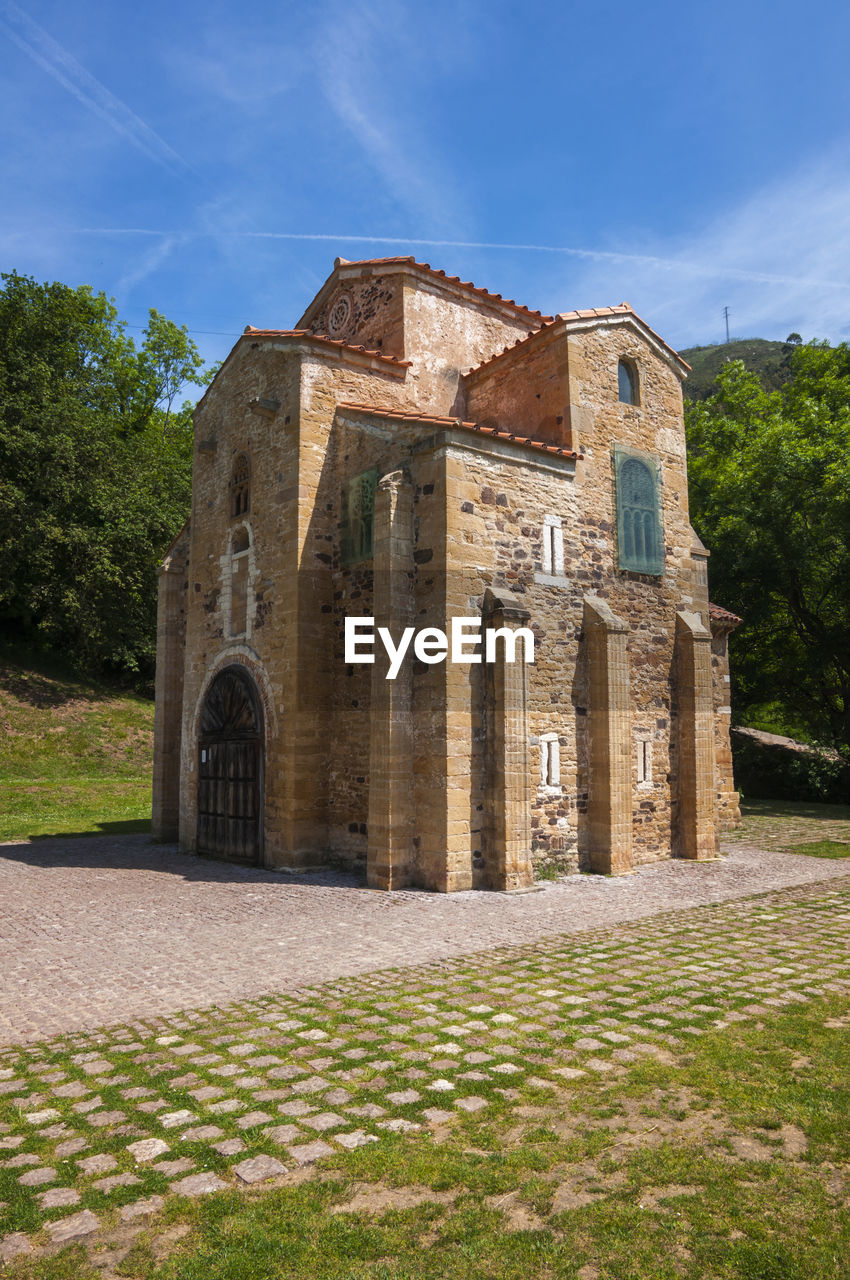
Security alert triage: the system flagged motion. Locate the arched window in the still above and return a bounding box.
[618,359,638,406]
[614,448,663,575]
[230,454,250,518]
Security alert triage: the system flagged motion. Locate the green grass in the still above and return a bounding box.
[6,995,847,1280]
[2,876,848,1280]
[736,799,850,851]
[0,645,153,840]
[785,840,850,859]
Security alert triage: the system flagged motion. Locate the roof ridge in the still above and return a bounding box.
[464,304,690,379]
[242,327,410,367]
[337,401,581,460]
[337,257,553,323]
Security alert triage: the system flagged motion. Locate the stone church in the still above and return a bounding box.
[152,255,740,892]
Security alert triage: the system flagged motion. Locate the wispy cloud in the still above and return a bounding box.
[550,156,850,346]
[8,153,850,349]
[171,43,297,112]
[0,0,195,178]
[312,0,465,234]
[116,234,182,297]
[49,224,850,295]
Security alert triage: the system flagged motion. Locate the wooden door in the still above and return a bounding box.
[197,667,262,864]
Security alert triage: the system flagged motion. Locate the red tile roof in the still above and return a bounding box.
[242,327,411,368]
[333,257,553,324]
[557,303,691,370]
[465,304,691,379]
[709,602,743,629]
[337,402,581,460]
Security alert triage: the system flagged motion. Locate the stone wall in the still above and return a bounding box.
[155,261,739,890]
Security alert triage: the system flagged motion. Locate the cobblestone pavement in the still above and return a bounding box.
[1,832,849,1045]
[1,875,848,1266]
[731,799,850,848]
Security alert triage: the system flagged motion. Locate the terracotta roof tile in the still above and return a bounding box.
[465,304,690,379]
[337,402,581,460]
[338,402,477,429]
[709,602,743,628]
[242,327,411,367]
[338,257,553,323]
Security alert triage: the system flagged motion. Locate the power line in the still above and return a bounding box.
[122,321,242,337]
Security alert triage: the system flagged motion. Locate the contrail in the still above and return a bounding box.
[0,1,195,178]
[63,226,850,292]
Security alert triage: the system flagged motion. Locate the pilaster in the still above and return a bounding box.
[483,587,533,890]
[152,539,188,840]
[367,470,415,888]
[674,610,717,859]
[583,595,633,874]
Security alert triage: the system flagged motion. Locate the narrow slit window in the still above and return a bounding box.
[540,733,561,787]
[542,515,564,575]
[229,526,250,638]
[637,739,652,785]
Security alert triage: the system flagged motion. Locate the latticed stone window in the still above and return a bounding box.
[615,447,663,575]
[341,468,377,564]
[230,453,250,518]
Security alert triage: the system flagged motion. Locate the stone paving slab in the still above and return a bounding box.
[2,834,849,1044]
[0,876,849,1262]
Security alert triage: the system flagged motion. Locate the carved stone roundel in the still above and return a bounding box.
[327,291,353,337]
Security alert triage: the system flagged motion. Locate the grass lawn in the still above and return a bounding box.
[137,998,847,1280]
[0,646,153,840]
[3,997,848,1279]
[787,841,850,859]
[1,879,848,1280]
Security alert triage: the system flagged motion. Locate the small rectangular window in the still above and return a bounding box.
[637,739,652,785]
[341,468,377,564]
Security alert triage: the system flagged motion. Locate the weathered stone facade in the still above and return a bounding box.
[152,255,740,891]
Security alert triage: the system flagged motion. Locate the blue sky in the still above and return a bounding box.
[2,0,849,372]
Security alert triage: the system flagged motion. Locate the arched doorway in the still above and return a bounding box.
[197,665,263,864]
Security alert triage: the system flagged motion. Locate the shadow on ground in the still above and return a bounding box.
[29,819,153,839]
[0,833,370,889]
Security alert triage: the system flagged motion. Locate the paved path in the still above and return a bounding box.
[1,873,849,1267]
[2,834,849,1046]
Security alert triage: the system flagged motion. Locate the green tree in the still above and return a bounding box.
[685,345,850,751]
[0,272,210,681]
